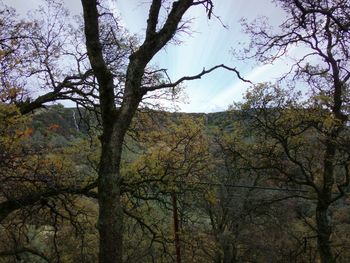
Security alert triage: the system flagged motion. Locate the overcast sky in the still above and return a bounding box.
[4,0,290,112]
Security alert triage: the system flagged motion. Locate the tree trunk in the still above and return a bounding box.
[97,129,124,263]
[316,139,336,263]
[172,194,182,263]
[81,1,131,261]
[97,94,141,263]
[316,202,333,263]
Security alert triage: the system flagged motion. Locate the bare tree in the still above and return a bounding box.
[239,1,350,262]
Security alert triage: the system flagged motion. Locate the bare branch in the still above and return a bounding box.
[141,64,251,92]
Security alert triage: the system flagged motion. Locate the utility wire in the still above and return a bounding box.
[179,181,309,193]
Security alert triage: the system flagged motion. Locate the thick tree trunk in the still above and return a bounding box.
[97,131,124,263]
[316,202,333,263]
[97,94,141,263]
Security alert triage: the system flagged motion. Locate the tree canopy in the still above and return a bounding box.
[0,0,349,263]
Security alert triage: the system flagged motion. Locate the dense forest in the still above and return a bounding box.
[0,0,349,262]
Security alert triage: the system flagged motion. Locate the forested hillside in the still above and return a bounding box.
[1,105,349,262]
[1,0,349,262]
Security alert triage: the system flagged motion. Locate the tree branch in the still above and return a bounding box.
[145,0,161,39]
[141,64,251,92]
[0,181,97,223]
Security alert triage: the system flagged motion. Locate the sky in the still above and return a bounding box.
[4,0,290,113]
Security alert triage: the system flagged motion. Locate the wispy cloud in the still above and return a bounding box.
[207,61,296,112]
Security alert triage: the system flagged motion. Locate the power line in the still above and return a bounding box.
[184,181,309,193]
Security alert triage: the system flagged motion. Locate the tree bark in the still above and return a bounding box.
[316,138,336,263]
[316,201,333,263]
[172,194,182,263]
[97,131,124,263]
